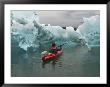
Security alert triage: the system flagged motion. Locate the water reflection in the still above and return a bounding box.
[11,46,100,77]
[42,58,61,69]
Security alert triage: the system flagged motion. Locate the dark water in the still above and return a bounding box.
[11,46,100,77]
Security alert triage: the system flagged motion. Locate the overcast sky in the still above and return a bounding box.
[39,10,99,27]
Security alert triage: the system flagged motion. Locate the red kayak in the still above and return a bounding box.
[42,49,63,62]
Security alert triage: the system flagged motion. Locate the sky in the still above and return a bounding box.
[39,10,100,27]
[12,10,100,28]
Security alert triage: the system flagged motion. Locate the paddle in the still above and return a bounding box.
[58,42,68,47]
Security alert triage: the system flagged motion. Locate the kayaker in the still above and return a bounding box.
[49,42,58,54]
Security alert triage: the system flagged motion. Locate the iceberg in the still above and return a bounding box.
[11,11,100,52]
[76,15,100,47]
[11,11,40,51]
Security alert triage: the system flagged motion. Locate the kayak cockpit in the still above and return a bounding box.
[42,48,63,62]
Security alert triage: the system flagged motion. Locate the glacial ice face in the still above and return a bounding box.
[33,21,82,48]
[42,26,81,43]
[11,11,100,51]
[11,22,39,51]
[11,11,40,51]
[76,15,100,46]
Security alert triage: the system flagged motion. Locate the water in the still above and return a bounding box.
[11,45,100,77]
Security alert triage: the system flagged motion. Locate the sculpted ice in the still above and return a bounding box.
[11,11,100,51]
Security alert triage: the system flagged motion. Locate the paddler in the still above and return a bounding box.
[49,42,58,54]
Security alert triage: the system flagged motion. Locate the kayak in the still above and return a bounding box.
[42,48,63,62]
